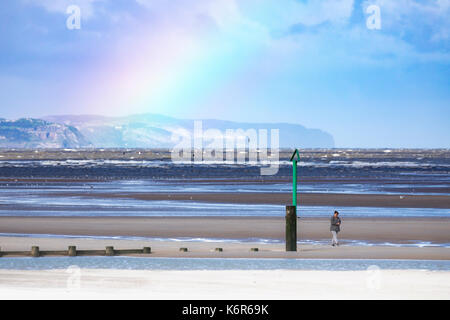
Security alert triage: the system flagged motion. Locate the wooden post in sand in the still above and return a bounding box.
[105,246,115,256]
[31,246,40,257]
[286,205,297,251]
[68,246,77,257]
[143,247,151,254]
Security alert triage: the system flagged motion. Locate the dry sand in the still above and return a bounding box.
[0,268,449,299]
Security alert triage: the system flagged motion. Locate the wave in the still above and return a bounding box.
[0,232,449,248]
[0,159,448,169]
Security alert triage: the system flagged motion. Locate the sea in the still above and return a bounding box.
[0,148,448,218]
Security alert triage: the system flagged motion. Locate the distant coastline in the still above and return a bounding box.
[0,114,335,148]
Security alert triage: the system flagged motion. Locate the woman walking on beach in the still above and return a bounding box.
[330,211,341,246]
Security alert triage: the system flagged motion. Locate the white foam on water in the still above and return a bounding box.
[1,158,448,169]
[0,233,449,248]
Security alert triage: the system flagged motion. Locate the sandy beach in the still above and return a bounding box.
[1,231,450,300]
[0,216,449,259]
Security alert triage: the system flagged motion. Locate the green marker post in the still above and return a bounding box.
[290,149,300,206]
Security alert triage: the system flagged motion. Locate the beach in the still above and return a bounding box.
[0,216,449,260]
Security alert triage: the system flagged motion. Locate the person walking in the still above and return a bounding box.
[330,210,341,246]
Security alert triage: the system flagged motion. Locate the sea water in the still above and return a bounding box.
[0,150,449,218]
[0,200,448,218]
[0,256,449,271]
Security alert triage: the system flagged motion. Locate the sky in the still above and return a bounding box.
[0,0,449,147]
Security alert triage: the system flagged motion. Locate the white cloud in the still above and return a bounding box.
[231,0,354,32]
[291,0,354,26]
[22,0,104,18]
[134,0,355,36]
[363,0,450,43]
[135,0,249,30]
[131,0,450,68]
[133,0,271,49]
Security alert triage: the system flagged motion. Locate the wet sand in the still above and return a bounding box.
[0,216,449,243]
[11,191,448,209]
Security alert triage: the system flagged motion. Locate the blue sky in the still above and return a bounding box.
[0,0,449,147]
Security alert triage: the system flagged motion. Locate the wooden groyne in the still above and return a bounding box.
[0,245,257,257]
[0,246,152,258]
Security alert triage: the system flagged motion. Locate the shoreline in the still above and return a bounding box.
[0,236,449,260]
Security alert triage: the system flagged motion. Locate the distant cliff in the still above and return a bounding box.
[44,113,335,148]
[0,118,92,148]
[0,114,334,148]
